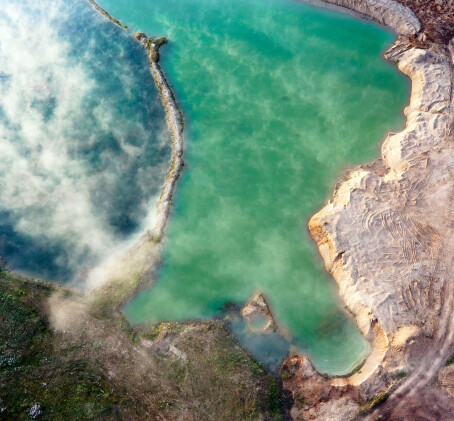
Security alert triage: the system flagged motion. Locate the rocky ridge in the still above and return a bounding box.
[398,0,454,44]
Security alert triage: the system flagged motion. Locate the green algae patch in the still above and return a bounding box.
[446,353,454,366]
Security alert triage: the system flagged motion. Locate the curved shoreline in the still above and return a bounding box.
[86,2,184,245]
[299,0,454,418]
[82,1,185,312]
[85,0,400,385]
[297,0,425,387]
[86,0,417,374]
[86,3,454,416]
[317,0,420,34]
[149,59,184,241]
[311,0,451,368]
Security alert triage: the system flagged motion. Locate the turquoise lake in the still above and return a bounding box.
[0,0,409,374]
[102,0,409,374]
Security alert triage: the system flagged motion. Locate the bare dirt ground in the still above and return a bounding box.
[366,37,454,421]
[397,0,454,43]
[397,0,454,28]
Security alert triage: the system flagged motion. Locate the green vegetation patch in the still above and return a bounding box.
[392,371,408,381]
[370,392,389,409]
[445,353,454,366]
[137,322,283,420]
[358,391,390,416]
[0,272,128,420]
[0,270,287,420]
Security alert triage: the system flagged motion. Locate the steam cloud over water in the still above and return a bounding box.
[0,0,171,284]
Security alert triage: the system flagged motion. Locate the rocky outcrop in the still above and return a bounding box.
[282,356,362,420]
[135,33,168,63]
[241,292,278,333]
[28,404,42,419]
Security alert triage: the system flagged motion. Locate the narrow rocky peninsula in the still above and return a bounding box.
[87,1,184,246]
[82,2,186,312]
[134,33,185,242]
[283,0,454,419]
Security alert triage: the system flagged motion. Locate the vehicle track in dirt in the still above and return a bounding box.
[367,39,454,421]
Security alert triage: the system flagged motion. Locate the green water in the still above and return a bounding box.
[98,0,408,374]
